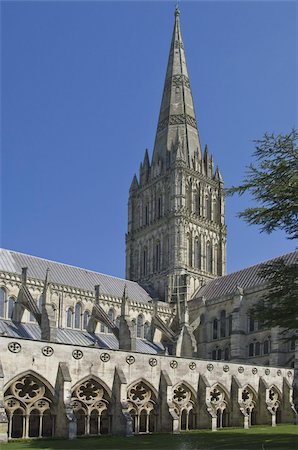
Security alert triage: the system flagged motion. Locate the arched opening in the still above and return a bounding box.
[137,314,144,338]
[66,307,74,328]
[71,378,111,437]
[206,241,212,273]
[75,407,86,436]
[144,321,150,340]
[7,297,15,319]
[127,380,158,434]
[0,287,6,317]
[4,373,54,439]
[83,311,90,330]
[74,303,82,329]
[172,383,196,431]
[11,409,24,438]
[29,409,40,437]
[220,310,226,338]
[209,385,229,430]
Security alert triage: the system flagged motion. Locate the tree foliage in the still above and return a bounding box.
[227,130,298,335]
[227,130,298,239]
[253,258,298,337]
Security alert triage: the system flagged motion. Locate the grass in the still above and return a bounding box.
[3,424,297,450]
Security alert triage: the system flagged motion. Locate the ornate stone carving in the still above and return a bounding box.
[149,358,157,367]
[189,362,196,370]
[100,352,110,363]
[8,342,21,353]
[42,346,54,357]
[170,360,178,369]
[72,349,83,360]
[126,355,135,365]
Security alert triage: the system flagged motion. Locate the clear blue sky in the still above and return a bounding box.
[1,0,297,278]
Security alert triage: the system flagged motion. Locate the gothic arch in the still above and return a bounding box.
[127,379,158,434]
[208,383,230,428]
[4,370,55,439]
[72,375,112,399]
[71,376,111,436]
[172,381,197,430]
[4,370,55,397]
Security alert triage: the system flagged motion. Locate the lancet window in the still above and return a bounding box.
[136,314,144,338]
[0,287,5,317]
[71,378,111,436]
[74,303,82,329]
[83,311,90,330]
[127,381,157,434]
[4,373,54,439]
[206,241,212,273]
[7,297,15,319]
[172,383,196,430]
[66,307,74,328]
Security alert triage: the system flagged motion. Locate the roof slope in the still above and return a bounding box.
[0,248,153,304]
[193,251,298,302]
[0,319,164,354]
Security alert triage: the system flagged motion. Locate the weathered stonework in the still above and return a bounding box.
[0,5,296,442]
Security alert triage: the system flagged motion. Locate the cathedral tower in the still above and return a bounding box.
[126,7,226,302]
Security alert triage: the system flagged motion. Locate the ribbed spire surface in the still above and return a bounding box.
[152,7,201,168]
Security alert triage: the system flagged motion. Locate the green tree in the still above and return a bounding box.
[227,130,298,336]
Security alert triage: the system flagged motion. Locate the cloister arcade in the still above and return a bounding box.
[127,380,158,434]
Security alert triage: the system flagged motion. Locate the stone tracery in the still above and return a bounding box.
[71,378,110,436]
[127,381,157,434]
[4,374,54,439]
[172,383,196,430]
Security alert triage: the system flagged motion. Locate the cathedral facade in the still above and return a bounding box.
[0,7,296,442]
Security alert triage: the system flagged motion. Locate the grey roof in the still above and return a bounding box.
[194,251,298,302]
[0,319,164,354]
[0,249,153,304]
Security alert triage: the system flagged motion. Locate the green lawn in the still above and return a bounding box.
[4,425,298,450]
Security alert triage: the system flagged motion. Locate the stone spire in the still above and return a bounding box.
[152,6,201,169]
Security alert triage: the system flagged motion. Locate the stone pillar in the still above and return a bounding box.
[54,362,76,439]
[159,370,179,433]
[111,366,132,436]
[0,360,8,442]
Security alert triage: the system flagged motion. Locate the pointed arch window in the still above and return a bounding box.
[154,241,161,272]
[220,310,226,338]
[188,233,193,267]
[142,247,148,277]
[206,193,212,220]
[194,238,201,269]
[0,288,5,317]
[83,311,90,330]
[263,340,270,355]
[7,297,15,319]
[144,321,150,340]
[186,183,192,212]
[194,189,200,215]
[67,307,74,328]
[74,303,82,329]
[213,319,218,340]
[156,196,162,219]
[137,314,144,338]
[206,242,212,273]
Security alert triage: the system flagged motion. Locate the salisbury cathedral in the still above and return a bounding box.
[0,7,296,441]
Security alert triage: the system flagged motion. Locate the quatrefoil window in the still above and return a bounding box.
[269,389,278,402]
